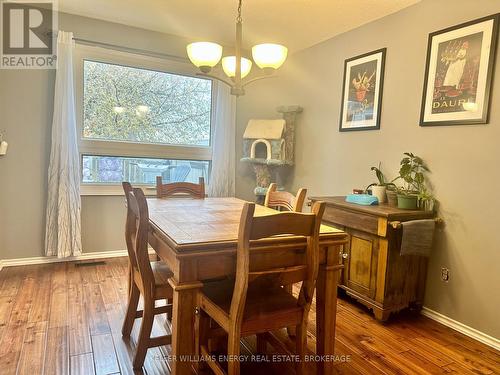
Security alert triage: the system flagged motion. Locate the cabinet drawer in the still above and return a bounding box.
[323,206,379,236]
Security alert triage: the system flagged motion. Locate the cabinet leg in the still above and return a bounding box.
[410,301,423,313]
[373,309,391,322]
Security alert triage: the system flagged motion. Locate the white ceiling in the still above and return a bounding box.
[58,0,421,52]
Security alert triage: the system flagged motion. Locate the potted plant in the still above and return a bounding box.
[418,186,436,212]
[396,152,429,210]
[366,163,397,204]
[385,185,399,207]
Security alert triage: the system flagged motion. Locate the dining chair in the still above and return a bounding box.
[156,175,206,198]
[196,201,326,375]
[264,182,307,212]
[264,182,308,314]
[121,183,173,369]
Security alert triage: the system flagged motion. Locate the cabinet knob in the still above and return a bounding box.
[342,253,349,259]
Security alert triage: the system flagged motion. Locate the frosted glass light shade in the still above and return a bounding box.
[221,56,252,78]
[187,42,223,72]
[252,43,288,69]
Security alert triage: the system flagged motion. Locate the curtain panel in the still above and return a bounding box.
[207,81,236,197]
[45,31,82,258]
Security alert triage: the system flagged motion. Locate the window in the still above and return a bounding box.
[75,46,214,193]
[82,155,209,185]
[83,60,212,146]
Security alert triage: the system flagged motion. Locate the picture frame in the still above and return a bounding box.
[420,13,499,126]
[339,48,386,132]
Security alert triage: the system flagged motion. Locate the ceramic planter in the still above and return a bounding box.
[397,194,418,210]
[371,185,387,203]
[419,198,435,212]
[386,190,398,207]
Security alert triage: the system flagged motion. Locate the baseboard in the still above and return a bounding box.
[0,249,131,268]
[421,307,500,351]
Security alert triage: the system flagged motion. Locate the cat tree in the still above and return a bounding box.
[240,105,302,203]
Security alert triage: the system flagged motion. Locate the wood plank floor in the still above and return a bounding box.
[0,257,498,375]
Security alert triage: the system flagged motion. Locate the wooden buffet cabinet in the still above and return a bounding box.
[309,196,435,321]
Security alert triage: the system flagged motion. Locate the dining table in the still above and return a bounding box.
[147,197,348,375]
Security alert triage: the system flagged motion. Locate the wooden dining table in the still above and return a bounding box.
[147,197,348,375]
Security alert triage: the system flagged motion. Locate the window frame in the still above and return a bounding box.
[73,45,215,195]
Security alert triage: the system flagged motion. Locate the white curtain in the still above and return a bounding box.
[207,81,236,197]
[45,31,82,257]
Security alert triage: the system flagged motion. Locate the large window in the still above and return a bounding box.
[76,47,214,192]
[83,60,212,146]
[82,155,209,185]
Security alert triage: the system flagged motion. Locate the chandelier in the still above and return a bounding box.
[186,0,288,97]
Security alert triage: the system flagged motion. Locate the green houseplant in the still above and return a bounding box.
[417,186,436,212]
[366,163,396,204]
[396,152,429,209]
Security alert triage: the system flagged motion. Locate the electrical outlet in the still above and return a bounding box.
[441,267,450,282]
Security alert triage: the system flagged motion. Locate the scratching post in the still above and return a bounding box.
[240,105,302,203]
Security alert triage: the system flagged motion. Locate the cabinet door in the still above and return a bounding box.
[343,229,379,299]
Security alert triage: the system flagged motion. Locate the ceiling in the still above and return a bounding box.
[58,0,421,52]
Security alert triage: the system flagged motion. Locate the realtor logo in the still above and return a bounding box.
[1,0,57,69]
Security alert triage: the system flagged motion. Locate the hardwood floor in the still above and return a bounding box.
[0,257,498,374]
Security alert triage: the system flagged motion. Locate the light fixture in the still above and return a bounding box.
[222,56,252,78]
[252,44,288,70]
[186,42,223,73]
[136,105,150,113]
[136,105,150,117]
[113,106,125,114]
[186,0,288,96]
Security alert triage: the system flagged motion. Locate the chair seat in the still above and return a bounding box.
[201,277,303,335]
[151,261,173,299]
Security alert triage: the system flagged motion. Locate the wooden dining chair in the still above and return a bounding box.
[264,183,307,212]
[264,182,308,312]
[156,175,205,198]
[121,183,173,369]
[196,201,326,375]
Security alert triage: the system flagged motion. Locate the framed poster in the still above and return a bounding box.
[420,14,499,126]
[339,48,386,131]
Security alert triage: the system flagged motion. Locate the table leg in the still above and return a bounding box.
[169,279,203,375]
[316,245,342,375]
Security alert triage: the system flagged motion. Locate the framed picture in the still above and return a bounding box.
[420,14,499,126]
[339,48,386,131]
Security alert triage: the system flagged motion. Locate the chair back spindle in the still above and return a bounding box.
[156,176,205,198]
[264,183,307,212]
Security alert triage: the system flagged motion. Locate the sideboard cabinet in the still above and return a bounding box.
[309,196,435,321]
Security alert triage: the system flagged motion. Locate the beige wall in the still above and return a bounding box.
[0,12,193,259]
[236,0,500,338]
